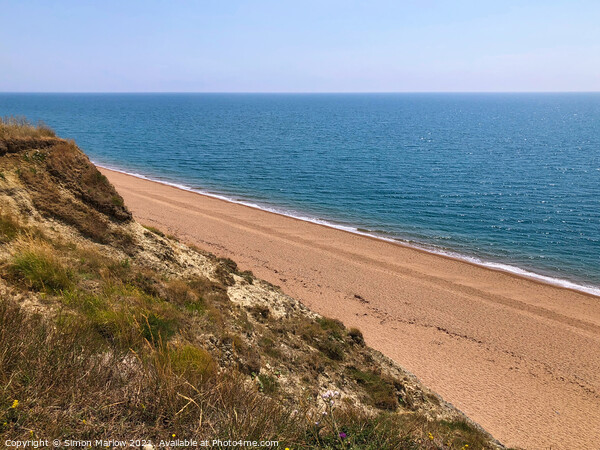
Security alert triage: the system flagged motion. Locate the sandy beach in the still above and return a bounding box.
[101,167,600,449]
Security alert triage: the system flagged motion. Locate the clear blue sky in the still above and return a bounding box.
[1,0,599,92]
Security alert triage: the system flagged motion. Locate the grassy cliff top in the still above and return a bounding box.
[0,122,503,449]
[0,116,55,138]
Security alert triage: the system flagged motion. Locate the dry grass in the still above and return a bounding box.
[0,300,299,443]
[0,116,56,140]
[0,295,491,448]
[0,212,21,244]
[0,136,132,246]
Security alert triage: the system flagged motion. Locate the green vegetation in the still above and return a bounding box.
[9,239,73,293]
[299,318,348,361]
[140,312,178,345]
[348,367,399,410]
[0,220,497,448]
[257,373,279,394]
[169,344,217,382]
[143,224,166,237]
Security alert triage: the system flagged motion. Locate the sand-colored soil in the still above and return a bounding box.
[101,168,600,449]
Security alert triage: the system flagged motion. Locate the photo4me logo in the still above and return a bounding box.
[156,439,280,447]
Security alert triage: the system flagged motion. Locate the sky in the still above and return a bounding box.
[1,0,599,92]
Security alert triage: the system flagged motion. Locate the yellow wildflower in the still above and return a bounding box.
[11,400,19,409]
[428,432,434,441]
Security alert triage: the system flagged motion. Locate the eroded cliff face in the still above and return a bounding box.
[0,125,500,448]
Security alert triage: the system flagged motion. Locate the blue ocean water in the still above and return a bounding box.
[1,93,599,293]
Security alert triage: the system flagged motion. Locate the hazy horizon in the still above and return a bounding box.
[2,91,600,94]
[2,0,599,93]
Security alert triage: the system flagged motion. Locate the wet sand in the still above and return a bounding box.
[101,167,600,449]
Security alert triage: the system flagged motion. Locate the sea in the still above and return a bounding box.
[1,93,599,295]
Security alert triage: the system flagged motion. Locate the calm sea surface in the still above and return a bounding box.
[1,93,599,292]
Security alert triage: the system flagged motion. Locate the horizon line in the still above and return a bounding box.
[1,90,600,95]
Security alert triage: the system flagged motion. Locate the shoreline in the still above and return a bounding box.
[96,162,600,298]
[100,165,600,448]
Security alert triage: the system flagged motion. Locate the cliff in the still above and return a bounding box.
[0,118,502,449]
